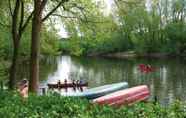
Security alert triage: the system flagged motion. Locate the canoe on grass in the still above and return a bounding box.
[93,85,150,106]
[58,82,128,99]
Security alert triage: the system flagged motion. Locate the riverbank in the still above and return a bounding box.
[87,51,186,59]
[0,91,186,118]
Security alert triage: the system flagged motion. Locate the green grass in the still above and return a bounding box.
[0,91,186,118]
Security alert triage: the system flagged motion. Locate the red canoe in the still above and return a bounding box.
[138,64,156,73]
[93,85,150,107]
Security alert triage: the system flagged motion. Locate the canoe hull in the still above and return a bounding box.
[93,85,150,106]
[59,82,128,99]
[84,82,128,99]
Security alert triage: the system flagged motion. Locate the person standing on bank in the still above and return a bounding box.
[18,79,28,98]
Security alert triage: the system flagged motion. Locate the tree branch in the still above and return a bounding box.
[19,0,24,37]
[42,0,69,22]
[12,0,21,42]
[40,0,48,14]
[20,11,34,34]
[8,0,13,16]
[61,4,106,24]
[119,0,141,4]
[52,13,77,19]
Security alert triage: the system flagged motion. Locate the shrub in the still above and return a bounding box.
[0,91,186,118]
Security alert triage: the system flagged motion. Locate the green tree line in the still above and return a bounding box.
[61,0,186,56]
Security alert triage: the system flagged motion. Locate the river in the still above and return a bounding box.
[17,55,186,105]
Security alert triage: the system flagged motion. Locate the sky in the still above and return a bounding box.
[104,0,114,15]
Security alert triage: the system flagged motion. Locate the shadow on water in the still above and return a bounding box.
[16,55,186,105]
[16,56,58,83]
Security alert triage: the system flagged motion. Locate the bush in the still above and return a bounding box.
[0,91,186,118]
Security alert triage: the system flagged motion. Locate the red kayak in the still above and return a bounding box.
[138,64,156,73]
[93,85,150,107]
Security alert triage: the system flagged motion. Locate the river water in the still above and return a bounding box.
[17,55,186,105]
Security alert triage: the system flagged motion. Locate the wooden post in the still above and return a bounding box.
[64,79,67,92]
[80,86,83,92]
[0,81,3,90]
[42,88,46,95]
[153,96,158,104]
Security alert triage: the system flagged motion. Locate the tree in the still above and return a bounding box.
[8,0,33,89]
[29,0,106,92]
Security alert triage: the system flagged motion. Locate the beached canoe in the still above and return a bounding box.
[93,85,150,106]
[58,82,128,99]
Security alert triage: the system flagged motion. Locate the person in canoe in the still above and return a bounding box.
[138,64,156,73]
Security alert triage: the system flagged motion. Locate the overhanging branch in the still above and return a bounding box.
[20,11,34,34]
[52,13,77,19]
[42,0,69,22]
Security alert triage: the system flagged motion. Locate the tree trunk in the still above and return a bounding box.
[29,1,42,92]
[8,0,33,90]
[9,39,20,90]
[8,0,21,90]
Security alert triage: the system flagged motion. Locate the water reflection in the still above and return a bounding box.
[16,56,58,84]
[17,55,186,105]
[47,56,72,83]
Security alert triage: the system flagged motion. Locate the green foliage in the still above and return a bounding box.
[0,91,186,118]
[0,25,12,58]
[0,60,9,89]
[1,0,186,57]
[41,27,61,55]
[165,22,186,54]
[0,61,9,81]
[60,0,186,56]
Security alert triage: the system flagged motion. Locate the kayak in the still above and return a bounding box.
[93,85,150,106]
[58,82,128,99]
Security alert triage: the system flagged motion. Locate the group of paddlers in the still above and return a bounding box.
[47,79,88,92]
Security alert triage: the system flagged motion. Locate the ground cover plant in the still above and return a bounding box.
[0,91,186,118]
